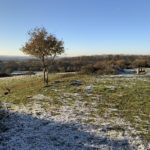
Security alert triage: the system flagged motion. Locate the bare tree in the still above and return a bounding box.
[21,27,64,85]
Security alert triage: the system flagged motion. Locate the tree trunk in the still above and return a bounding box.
[43,67,46,83]
[42,55,56,86]
[45,67,49,86]
[42,56,47,85]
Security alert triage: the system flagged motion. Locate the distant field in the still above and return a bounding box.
[145,68,150,72]
[0,73,150,142]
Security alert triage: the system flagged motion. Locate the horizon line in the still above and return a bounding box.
[0,53,150,58]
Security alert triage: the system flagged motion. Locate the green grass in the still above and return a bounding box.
[0,74,150,142]
[93,76,150,141]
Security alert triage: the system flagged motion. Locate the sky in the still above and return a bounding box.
[0,0,150,56]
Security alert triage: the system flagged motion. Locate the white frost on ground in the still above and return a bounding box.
[0,94,150,150]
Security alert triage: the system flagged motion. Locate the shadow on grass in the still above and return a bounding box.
[0,109,134,150]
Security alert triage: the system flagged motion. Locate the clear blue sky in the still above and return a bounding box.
[0,0,150,56]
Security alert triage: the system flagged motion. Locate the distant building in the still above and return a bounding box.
[136,68,145,74]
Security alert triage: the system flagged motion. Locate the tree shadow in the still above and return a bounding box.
[0,109,134,150]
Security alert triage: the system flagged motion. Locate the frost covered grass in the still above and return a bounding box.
[93,76,150,142]
[0,73,150,144]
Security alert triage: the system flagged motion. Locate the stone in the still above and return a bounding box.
[70,80,82,86]
[85,85,93,93]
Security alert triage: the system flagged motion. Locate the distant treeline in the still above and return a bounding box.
[0,55,150,75]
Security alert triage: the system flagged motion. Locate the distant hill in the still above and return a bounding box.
[0,56,33,61]
[0,55,62,62]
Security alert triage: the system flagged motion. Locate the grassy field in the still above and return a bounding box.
[0,74,150,142]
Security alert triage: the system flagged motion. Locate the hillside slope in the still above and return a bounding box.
[0,74,150,149]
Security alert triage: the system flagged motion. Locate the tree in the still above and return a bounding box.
[21,27,64,85]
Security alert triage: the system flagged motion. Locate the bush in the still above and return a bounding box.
[0,73,10,77]
[80,64,95,74]
[80,61,117,75]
